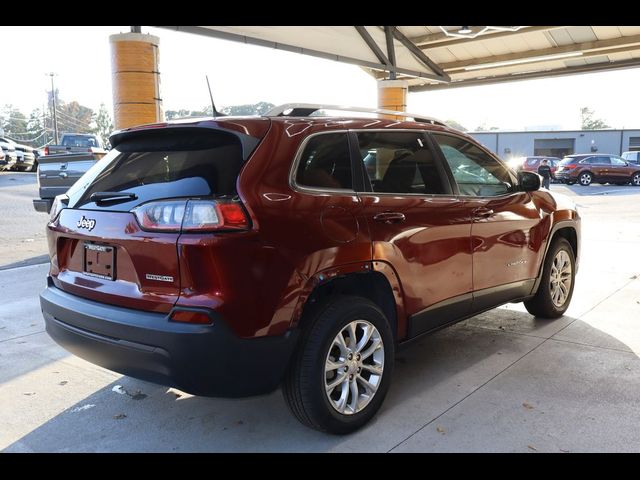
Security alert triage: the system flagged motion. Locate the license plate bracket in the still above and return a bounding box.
[83,243,115,280]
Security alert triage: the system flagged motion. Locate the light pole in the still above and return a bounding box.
[47,72,59,144]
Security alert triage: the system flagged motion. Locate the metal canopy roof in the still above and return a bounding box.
[156,26,640,91]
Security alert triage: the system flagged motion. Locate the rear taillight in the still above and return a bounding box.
[563,164,577,170]
[44,145,49,155]
[132,199,249,232]
[50,194,69,221]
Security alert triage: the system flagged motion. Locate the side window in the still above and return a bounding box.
[355,131,450,195]
[610,156,626,166]
[594,156,611,165]
[295,133,352,190]
[432,134,513,197]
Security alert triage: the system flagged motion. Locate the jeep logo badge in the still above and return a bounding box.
[77,215,96,231]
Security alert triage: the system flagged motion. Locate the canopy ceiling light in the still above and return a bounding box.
[464,51,584,71]
[438,26,526,39]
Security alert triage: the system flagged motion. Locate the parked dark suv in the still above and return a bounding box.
[555,153,640,186]
[40,104,581,434]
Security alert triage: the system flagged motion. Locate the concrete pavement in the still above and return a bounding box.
[1,184,639,452]
[0,172,49,267]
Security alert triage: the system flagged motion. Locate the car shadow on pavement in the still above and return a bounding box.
[0,254,50,272]
[4,310,640,452]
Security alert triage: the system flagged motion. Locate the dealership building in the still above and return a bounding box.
[469,129,640,160]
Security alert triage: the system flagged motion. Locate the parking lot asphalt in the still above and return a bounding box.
[1,180,639,452]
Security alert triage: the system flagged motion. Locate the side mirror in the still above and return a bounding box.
[518,171,541,192]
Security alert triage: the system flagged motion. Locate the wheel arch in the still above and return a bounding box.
[292,264,406,342]
[531,221,579,294]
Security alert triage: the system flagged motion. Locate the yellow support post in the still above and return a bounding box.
[377,79,408,120]
[110,32,163,130]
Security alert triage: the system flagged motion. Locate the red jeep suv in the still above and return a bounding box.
[40,104,580,434]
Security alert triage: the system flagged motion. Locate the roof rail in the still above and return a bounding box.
[264,103,447,126]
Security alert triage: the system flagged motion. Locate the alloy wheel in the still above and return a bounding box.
[549,250,572,308]
[324,320,384,415]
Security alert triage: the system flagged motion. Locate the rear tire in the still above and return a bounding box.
[524,237,575,319]
[283,295,394,434]
[631,172,640,187]
[578,172,592,186]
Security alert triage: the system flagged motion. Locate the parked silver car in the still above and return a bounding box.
[0,137,18,171]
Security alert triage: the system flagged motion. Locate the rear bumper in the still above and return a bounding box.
[554,172,575,182]
[33,198,53,213]
[40,280,298,397]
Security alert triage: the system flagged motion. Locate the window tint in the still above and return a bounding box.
[295,133,352,190]
[610,156,626,166]
[355,131,449,195]
[433,134,513,197]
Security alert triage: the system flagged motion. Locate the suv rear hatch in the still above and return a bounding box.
[47,121,269,313]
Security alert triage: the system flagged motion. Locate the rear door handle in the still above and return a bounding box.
[473,207,494,219]
[373,212,406,224]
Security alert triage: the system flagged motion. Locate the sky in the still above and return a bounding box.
[2,25,640,131]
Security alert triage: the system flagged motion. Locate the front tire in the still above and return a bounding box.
[283,295,394,434]
[524,237,576,318]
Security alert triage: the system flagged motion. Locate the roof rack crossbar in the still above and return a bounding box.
[264,103,446,126]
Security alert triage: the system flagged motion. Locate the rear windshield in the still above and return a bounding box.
[62,135,100,148]
[67,129,244,211]
[560,157,579,165]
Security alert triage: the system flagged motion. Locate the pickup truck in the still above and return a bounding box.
[44,133,106,156]
[32,151,105,213]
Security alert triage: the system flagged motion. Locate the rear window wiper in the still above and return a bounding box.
[90,191,138,204]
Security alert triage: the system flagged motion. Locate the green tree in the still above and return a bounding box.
[56,100,94,134]
[580,107,610,130]
[25,108,52,147]
[445,119,468,132]
[474,123,499,132]
[220,101,275,116]
[1,105,28,136]
[165,109,193,120]
[92,103,114,148]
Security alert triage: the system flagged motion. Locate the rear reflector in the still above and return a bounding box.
[132,199,249,232]
[169,310,212,325]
